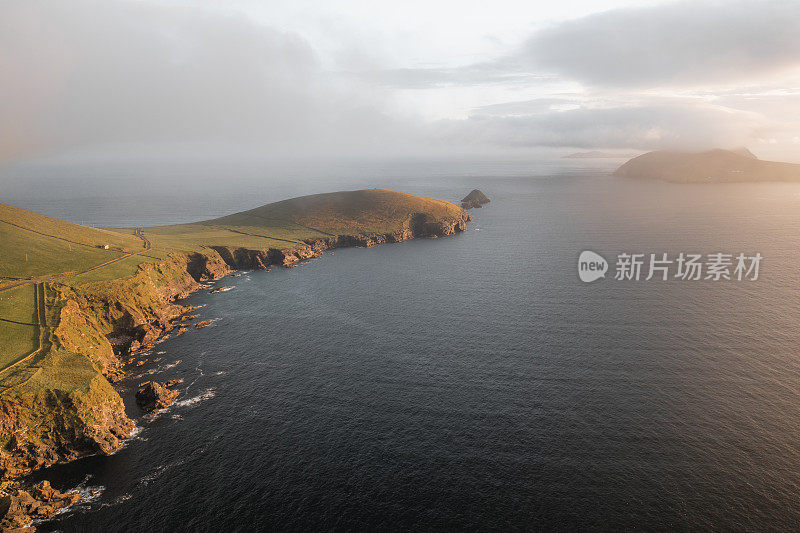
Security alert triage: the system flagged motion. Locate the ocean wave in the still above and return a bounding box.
[174,388,216,408]
[211,286,234,293]
[69,481,105,505]
[98,492,132,508]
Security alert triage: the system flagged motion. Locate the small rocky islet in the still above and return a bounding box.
[460,189,490,209]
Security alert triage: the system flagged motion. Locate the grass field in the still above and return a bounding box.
[0,285,40,373]
[0,203,143,284]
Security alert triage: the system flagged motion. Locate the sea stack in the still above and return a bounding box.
[461,189,490,209]
[136,381,180,411]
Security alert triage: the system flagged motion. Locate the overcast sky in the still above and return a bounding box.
[3,0,800,161]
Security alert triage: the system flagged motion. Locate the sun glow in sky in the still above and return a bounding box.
[2,0,800,161]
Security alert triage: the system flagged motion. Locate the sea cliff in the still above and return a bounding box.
[0,211,470,519]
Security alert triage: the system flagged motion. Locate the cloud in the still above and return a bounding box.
[0,0,795,159]
[348,2,800,92]
[355,60,550,89]
[439,100,768,150]
[519,1,800,87]
[0,0,410,161]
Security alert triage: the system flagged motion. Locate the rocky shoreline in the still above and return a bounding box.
[0,211,470,530]
[0,480,82,531]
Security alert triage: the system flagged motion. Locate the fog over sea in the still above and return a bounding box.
[4,158,800,531]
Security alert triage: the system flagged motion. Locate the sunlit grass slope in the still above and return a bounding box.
[2,189,462,289]
[143,189,465,254]
[0,203,142,284]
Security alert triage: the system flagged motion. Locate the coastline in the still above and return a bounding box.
[0,212,470,530]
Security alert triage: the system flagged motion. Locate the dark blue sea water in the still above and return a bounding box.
[7,158,800,531]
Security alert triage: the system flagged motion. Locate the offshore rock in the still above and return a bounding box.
[461,189,490,205]
[136,381,179,412]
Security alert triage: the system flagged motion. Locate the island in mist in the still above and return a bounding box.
[614,148,800,183]
[563,151,640,159]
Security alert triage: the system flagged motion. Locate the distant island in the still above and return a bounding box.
[563,151,640,159]
[0,189,471,528]
[614,148,800,183]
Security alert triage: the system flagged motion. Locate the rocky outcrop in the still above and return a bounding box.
[460,189,489,209]
[186,251,233,281]
[413,213,470,236]
[0,365,134,480]
[136,382,179,412]
[0,480,81,531]
[209,286,233,294]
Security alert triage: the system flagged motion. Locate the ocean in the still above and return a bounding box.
[4,157,800,531]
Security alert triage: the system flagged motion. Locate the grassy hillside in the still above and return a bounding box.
[1,189,463,287]
[0,189,465,378]
[143,189,464,254]
[0,203,145,285]
[614,149,800,183]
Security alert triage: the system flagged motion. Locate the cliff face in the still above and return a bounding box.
[0,210,471,484]
[0,367,133,479]
[210,212,471,269]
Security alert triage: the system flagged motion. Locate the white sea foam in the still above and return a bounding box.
[174,388,216,408]
[212,286,234,292]
[98,492,132,508]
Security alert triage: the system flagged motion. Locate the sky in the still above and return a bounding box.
[2,0,800,162]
